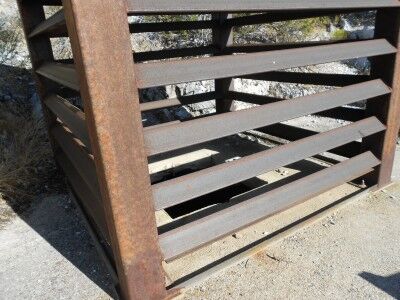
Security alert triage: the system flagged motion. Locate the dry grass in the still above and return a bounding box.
[0,100,57,224]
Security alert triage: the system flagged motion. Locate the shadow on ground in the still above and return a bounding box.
[19,195,117,298]
[360,272,400,299]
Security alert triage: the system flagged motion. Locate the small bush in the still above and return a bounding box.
[331,29,349,40]
[0,100,59,222]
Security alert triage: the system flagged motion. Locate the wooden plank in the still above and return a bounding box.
[62,0,168,298]
[144,80,390,155]
[135,39,396,88]
[159,151,380,261]
[152,117,385,210]
[36,62,80,91]
[29,9,65,38]
[44,94,90,149]
[127,0,400,14]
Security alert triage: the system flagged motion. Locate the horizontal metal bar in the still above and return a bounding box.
[36,62,80,91]
[140,92,216,112]
[134,45,218,62]
[152,117,385,210]
[239,71,371,87]
[135,39,396,88]
[159,151,380,261]
[29,16,217,38]
[32,10,371,38]
[29,9,66,38]
[226,9,371,27]
[167,187,374,290]
[41,0,62,4]
[256,123,362,158]
[130,19,218,33]
[229,92,365,121]
[38,39,391,91]
[316,106,365,121]
[44,94,90,149]
[144,80,390,155]
[52,125,98,198]
[127,0,400,14]
[55,152,109,242]
[224,39,363,54]
[228,91,284,105]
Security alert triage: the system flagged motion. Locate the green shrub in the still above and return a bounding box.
[331,29,349,40]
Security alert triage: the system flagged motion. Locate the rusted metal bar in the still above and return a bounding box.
[159,152,380,261]
[36,40,393,90]
[29,9,66,38]
[62,1,169,299]
[363,8,400,188]
[227,91,285,106]
[316,107,365,122]
[239,71,371,87]
[51,125,98,197]
[144,80,389,155]
[213,13,234,113]
[224,40,365,54]
[168,187,375,290]
[135,39,395,88]
[45,95,90,149]
[134,45,218,62]
[229,91,365,122]
[152,117,384,210]
[126,0,400,14]
[131,19,218,33]
[140,92,217,112]
[225,9,371,27]
[257,123,362,157]
[16,1,58,152]
[36,62,80,91]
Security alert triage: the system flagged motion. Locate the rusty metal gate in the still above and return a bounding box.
[17,1,400,299]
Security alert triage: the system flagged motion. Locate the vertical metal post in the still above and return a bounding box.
[363,8,400,188]
[16,1,58,151]
[213,14,234,113]
[62,0,168,299]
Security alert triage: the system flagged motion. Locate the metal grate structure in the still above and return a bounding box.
[17,1,400,299]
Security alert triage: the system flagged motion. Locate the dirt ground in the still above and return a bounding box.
[0,145,399,300]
